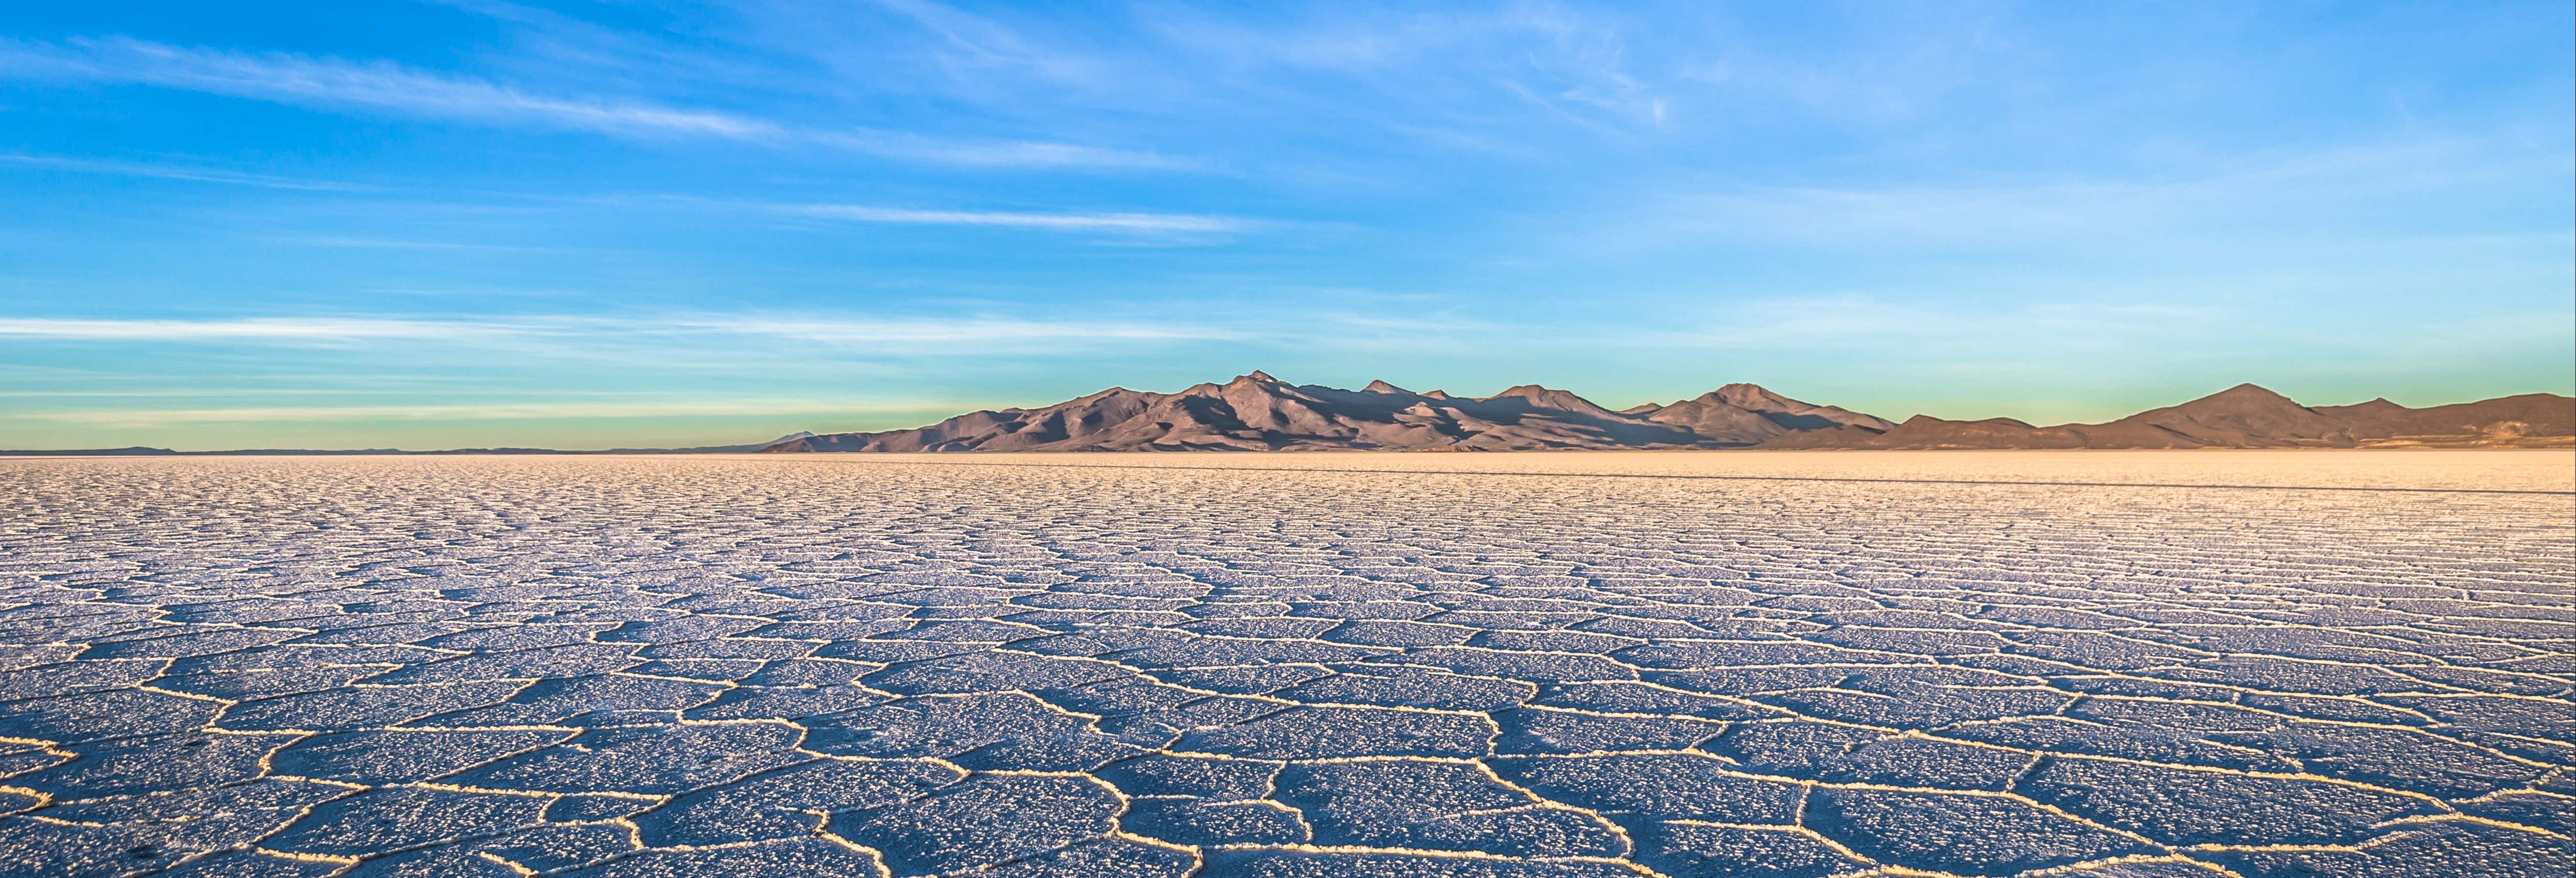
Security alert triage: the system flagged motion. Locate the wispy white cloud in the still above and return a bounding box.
[0,153,367,191]
[782,203,1244,234]
[264,236,577,253]
[22,398,951,425]
[813,132,1195,170]
[1602,135,2576,252]
[862,0,1101,85]
[1144,4,1668,128]
[0,36,1180,170]
[1670,5,2022,127]
[0,317,502,341]
[1625,294,1968,349]
[667,315,1229,342]
[0,313,1242,347]
[0,388,521,397]
[0,36,778,138]
[1590,293,2219,355]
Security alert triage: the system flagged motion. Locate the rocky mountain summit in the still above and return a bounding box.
[764,375,2572,452]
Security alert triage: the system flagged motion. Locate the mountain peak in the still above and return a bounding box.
[2325,396,2404,414]
[2210,383,2293,401]
[1065,386,1140,404]
[1362,379,1410,394]
[1227,370,1280,387]
[2157,383,2308,416]
[1484,385,1628,421]
[1708,382,1791,406]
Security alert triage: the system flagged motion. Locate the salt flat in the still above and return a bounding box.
[0,451,2569,878]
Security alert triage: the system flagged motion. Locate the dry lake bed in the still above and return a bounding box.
[1,451,2570,878]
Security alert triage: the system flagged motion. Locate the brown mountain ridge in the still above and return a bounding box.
[764,375,2574,452]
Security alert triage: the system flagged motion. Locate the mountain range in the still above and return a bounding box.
[7,377,2565,456]
[762,373,2573,452]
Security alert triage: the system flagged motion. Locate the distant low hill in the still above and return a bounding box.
[1761,384,2574,450]
[764,374,2572,452]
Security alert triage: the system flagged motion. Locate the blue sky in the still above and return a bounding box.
[1,1,2569,450]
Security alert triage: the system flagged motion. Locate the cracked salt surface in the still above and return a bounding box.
[0,451,2569,878]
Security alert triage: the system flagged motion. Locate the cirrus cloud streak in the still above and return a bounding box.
[19,398,953,426]
[0,36,1184,170]
[0,314,1242,347]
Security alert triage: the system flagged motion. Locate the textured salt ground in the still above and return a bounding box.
[0,452,2569,878]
